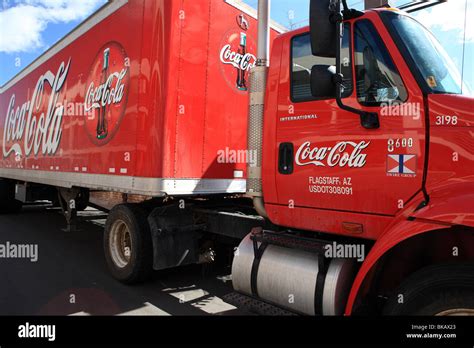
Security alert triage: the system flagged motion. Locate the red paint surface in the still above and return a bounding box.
[0,0,278,181]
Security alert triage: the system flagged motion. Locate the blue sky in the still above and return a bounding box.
[0,0,107,85]
[0,0,472,94]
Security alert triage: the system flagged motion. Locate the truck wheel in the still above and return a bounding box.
[383,263,474,315]
[104,204,153,284]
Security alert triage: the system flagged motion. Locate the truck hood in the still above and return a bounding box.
[428,94,474,126]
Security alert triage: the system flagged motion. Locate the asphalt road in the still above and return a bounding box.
[0,205,245,316]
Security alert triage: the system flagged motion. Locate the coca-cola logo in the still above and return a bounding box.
[295,141,370,168]
[83,41,129,146]
[219,29,256,92]
[3,59,71,159]
[85,69,127,113]
[220,44,256,72]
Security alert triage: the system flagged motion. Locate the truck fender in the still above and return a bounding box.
[344,219,449,315]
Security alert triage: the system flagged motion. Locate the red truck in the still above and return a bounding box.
[0,0,473,316]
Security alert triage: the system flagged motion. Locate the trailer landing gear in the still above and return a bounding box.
[58,187,89,232]
[58,188,79,232]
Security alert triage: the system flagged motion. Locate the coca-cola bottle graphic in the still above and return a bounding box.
[96,48,110,140]
[236,32,247,91]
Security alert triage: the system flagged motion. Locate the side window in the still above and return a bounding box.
[354,19,408,105]
[291,24,352,102]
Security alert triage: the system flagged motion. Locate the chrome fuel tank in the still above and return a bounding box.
[232,233,357,315]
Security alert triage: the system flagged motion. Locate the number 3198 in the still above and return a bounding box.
[436,115,458,126]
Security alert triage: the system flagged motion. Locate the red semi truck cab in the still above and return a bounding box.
[262,8,474,238]
[232,5,474,316]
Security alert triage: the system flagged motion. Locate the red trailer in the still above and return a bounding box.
[0,0,473,316]
[0,0,282,196]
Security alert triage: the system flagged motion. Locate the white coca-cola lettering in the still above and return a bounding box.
[84,68,127,112]
[220,44,256,71]
[295,141,370,168]
[3,59,71,158]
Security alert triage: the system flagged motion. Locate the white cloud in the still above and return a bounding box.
[0,0,105,53]
[413,0,473,43]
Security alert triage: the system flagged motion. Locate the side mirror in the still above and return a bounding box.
[310,0,339,57]
[309,0,379,129]
[311,65,336,99]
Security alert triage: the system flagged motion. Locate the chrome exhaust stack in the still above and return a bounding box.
[247,0,271,218]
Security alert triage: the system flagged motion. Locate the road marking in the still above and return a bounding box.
[216,274,232,283]
[167,286,237,315]
[191,296,237,314]
[118,302,170,316]
[68,303,170,316]
[69,311,91,316]
[169,289,210,303]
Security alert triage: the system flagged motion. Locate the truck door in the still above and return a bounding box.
[275,17,426,216]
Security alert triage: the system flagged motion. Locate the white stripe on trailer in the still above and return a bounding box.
[0,168,246,196]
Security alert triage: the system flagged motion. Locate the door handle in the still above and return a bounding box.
[278,142,294,175]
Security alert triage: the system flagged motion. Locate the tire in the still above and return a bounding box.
[383,263,474,316]
[0,180,23,214]
[104,204,153,284]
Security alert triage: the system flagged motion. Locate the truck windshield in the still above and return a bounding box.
[383,11,470,95]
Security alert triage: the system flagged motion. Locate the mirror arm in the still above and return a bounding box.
[341,0,364,19]
[333,6,380,130]
[333,74,380,129]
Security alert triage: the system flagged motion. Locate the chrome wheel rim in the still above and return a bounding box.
[109,219,132,268]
